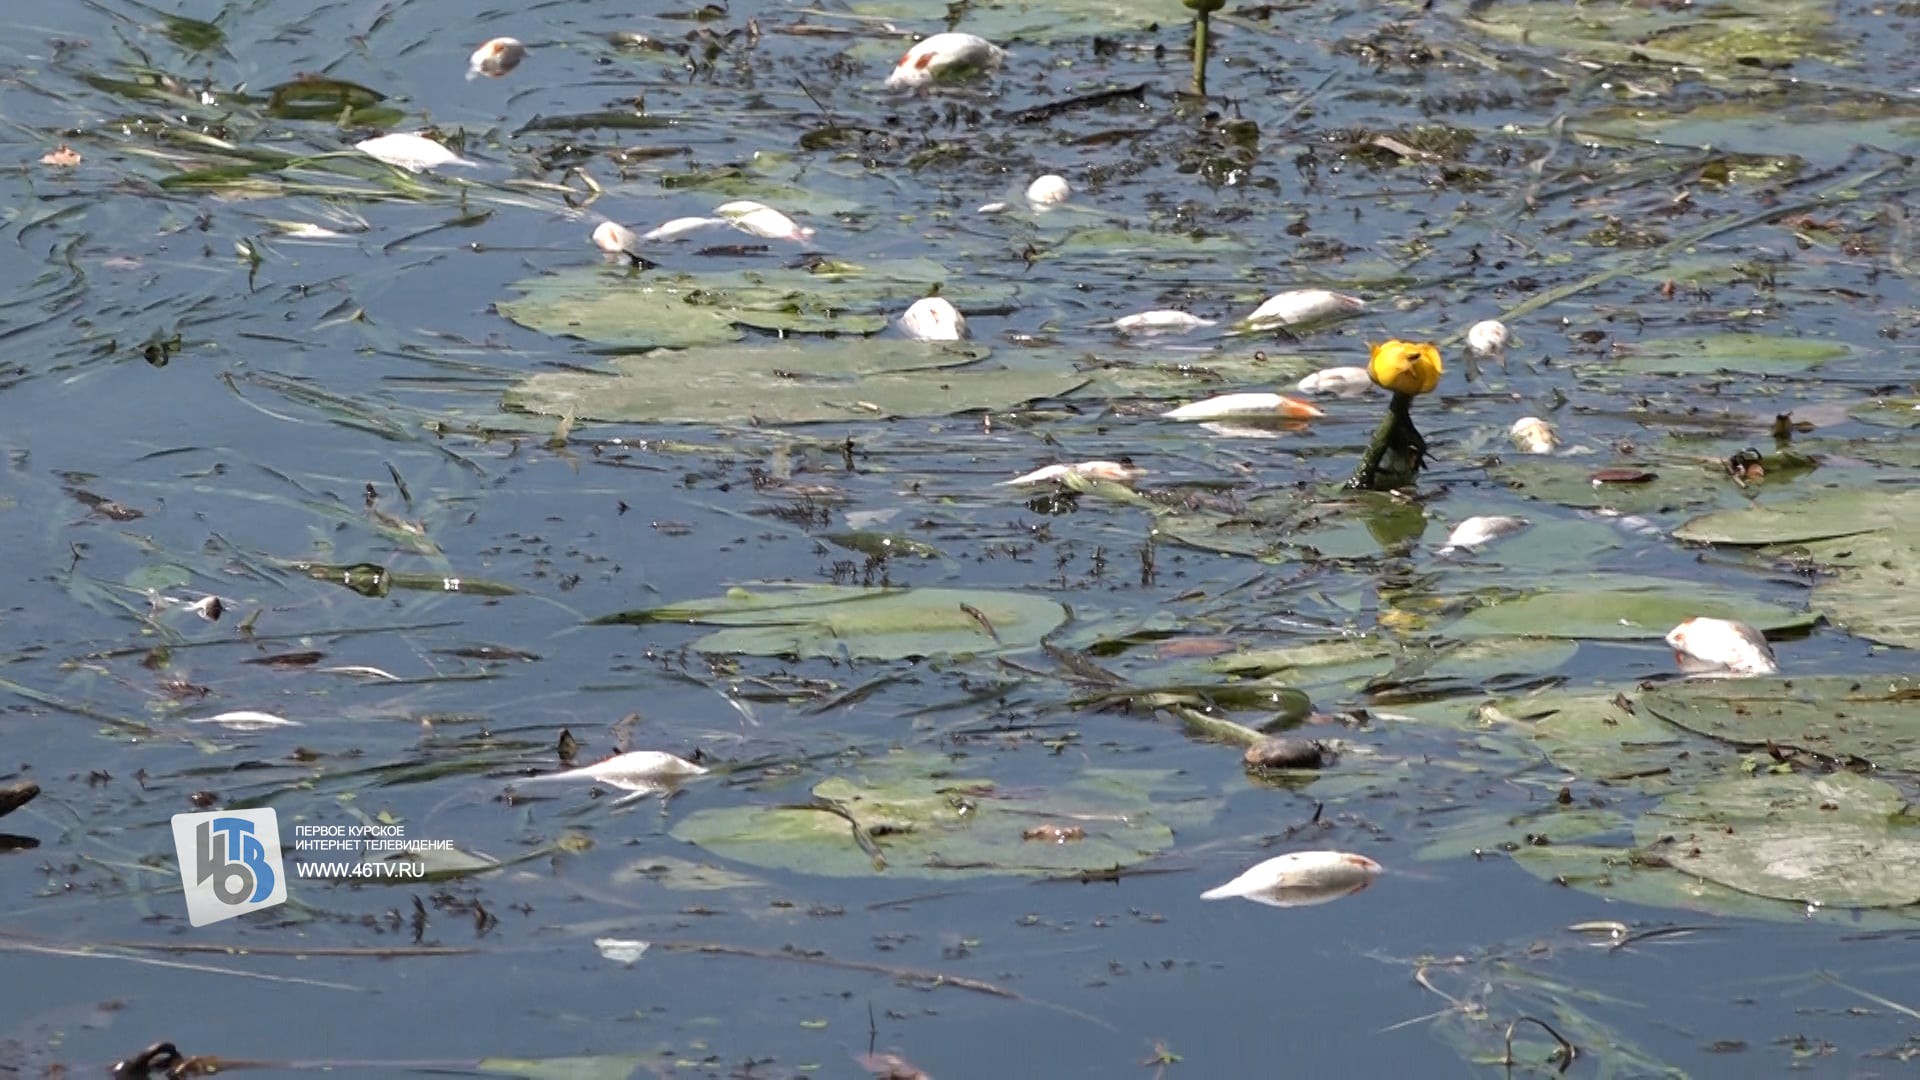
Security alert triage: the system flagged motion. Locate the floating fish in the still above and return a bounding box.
[1001,460,1144,486]
[515,750,708,793]
[1467,319,1509,358]
[355,133,479,173]
[468,37,527,80]
[715,200,815,242]
[642,216,728,242]
[900,297,967,341]
[1026,174,1070,207]
[1509,416,1559,454]
[1244,289,1365,329]
[592,221,640,255]
[1163,392,1325,421]
[1295,366,1374,397]
[976,200,1011,214]
[595,938,651,965]
[885,32,1007,90]
[1113,310,1216,336]
[1435,515,1530,556]
[191,711,301,731]
[1200,851,1383,908]
[1666,617,1779,676]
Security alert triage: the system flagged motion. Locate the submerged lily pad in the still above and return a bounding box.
[1446,576,1814,640]
[504,339,1084,424]
[670,753,1186,879]
[592,584,1068,659]
[1490,458,1734,514]
[1638,771,1920,908]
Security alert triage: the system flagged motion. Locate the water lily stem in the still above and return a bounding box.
[1346,392,1427,492]
[1191,10,1211,97]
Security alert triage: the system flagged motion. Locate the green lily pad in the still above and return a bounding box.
[1614,334,1852,375]
[504,339,1085,425]
[1805,533,1920,650]
[497,259,1014,349]
[1489,458,1734,514]
[1637,676,1920,771]
[1415,806,1626,862]
[592,583,1069,659]
[1446,576,1815,640]
[1638,771,1920,908]
[1850,398,1920,429]
[670,753,1187,879]
[1518,689,1715,794]
[1673,488,1920,545]
[498,270,743,350]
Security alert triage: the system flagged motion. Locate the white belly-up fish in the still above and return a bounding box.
[1200,851,1383,908]
[1113,310,1217,336]
[1665,617,1779,676]
[1001,460,1144,486]
[1244,289,1365,329]
[900,297,968,341]
[1434,515,1530,556]
[356,133,480,173]
[1295,366,1374,397]
[512,751,708,804]
[1162,393,1325,421]
[1509,416,1560,454]
[886,33,1007,90]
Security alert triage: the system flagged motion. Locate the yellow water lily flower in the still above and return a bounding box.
[1367,340,1443,396]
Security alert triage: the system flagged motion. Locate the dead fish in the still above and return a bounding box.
[515,750,708,793]
[1113,310,1216,336]
[642,216,728,242]
[715,200,815,242]
[592,221,640,255]
[1467,319,1509,358]
[1200,851,1383,908]
[1295,366,1374,397]
[191,711,302,731]
[886,32,1007,90]
[1243,738,1327,770]
[1666,617,1779,676]
[1244,289,1365,329]
[1002,460,1144,486]
[355,133,479,173]
[595,937,651,964]
[1509,416,1560,454]
[1583,508,1666,538]
[1434,515,1530,556]
[1026,174,1070,207]
[1163,392,1325,421]
[467,37,527,80]
[900,297,967,341]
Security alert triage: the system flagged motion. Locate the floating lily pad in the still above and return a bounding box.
[1489,458,1733,514]
[497,260,1015,349]
[1637,675,1920,771]
[1446,576,1814,640]
[1673,488,1919,545]
[1614,334,1852,375]
[1518,689,1716,793]
[1638,771,1920,908]
[505,339,1085,425]
[592,584,1068,659]
[1804,533,1920,650]
[1850,398,1920,429]
[670,753,1187,879]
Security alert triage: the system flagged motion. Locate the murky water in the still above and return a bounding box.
[3,1,1919,1076]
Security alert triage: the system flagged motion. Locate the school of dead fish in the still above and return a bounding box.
[329,27,1829,917]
